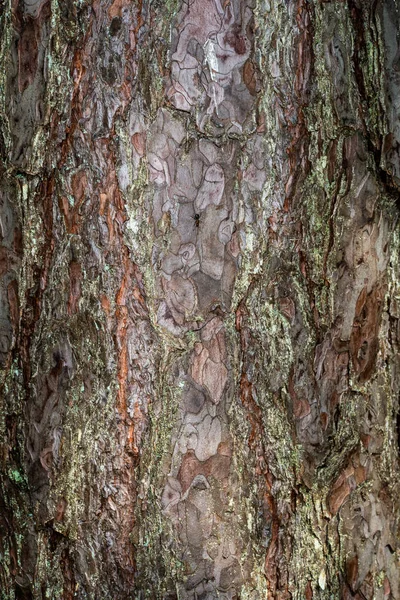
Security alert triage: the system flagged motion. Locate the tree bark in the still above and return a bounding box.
[0,0,399,598]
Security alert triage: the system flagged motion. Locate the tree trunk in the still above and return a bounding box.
[1,0,399,598]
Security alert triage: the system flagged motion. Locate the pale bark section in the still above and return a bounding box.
[0,1,399,599]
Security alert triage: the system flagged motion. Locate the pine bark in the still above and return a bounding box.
[0,0,399,598]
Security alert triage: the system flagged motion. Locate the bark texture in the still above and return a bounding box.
[0,0,400,598]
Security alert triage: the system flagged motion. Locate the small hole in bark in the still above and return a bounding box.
[357,341,368,362]
[109,17,122,36]
[14,585,33,600]
[386,543,395,554]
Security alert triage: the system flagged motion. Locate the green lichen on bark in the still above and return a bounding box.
[133,356,186,597]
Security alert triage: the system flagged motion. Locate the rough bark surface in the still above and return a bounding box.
[0,0,399,598]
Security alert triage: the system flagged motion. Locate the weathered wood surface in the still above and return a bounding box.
[0,0,399,598]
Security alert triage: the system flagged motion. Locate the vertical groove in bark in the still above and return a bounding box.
[0,0,399,599]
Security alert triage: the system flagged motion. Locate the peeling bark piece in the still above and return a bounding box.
[329,476,351,515]
[202,359,227,405]
[23,0,49,17]
[198,207,228,280]
[243,163,266,191]
[161,252,183,276]
[243,59,259,96]
[171,0,224,65]
[164,274,197,325]
[170,61,203,111]
[191,271,222,313]
[200,317,224,343]
[179,243,196,264]
[350,285,385,382]
[195,165,225,212]
[177,423,198,455]
[205,29,250,85]
[194,415,222,461]
[218,219,235,245]
[191,345,210,387]
[174,162,199,201]
[218,559,242,591]
[206,330,224,364]
[183,384,206,414]
[178,450,231,495]
[346,556,359,592]
[131,132,146,156]
[157,300,184,335]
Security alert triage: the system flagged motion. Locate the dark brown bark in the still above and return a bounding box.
[0,0,399,598]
